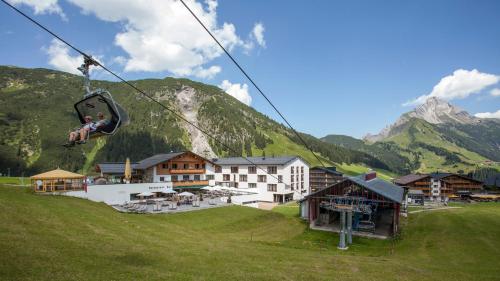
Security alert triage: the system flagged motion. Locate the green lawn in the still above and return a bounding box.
[0,186,499,280]
[0,177,29,185]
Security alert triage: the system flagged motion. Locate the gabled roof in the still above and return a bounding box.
[31,169,84,179]
[349,174,405,203]
[430,172,483,183]
[394,174,430,185]
[310,166,343,176]
[429,172,453,180]
[302,174,405,203]
[134,152,185,170]
[96,163,138,174]
[213,156,307,166]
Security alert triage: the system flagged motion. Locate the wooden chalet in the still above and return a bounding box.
[96,151,219,190]
[309,166,344,193]
[394,174,432,197]
[394,172,483,200]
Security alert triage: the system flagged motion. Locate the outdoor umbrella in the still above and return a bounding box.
[179,191,194,197]
[124,157,132,183]
[137,191,154,197]
[163,189,177,194]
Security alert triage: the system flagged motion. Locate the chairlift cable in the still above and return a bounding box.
[1,0,297,184]
[178,0,327,168]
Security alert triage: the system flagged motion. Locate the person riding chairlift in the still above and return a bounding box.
[64,112,108,147]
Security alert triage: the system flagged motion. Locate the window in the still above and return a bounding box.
[258,175,267,182]
[162,164,168,169]
[296,174,299,182]
[291,176,294,182]
[301,182,304,189]
[231,166,239,173]
[267,166,277,174]
[194,175,200,181]
[184,163,189,169]
[159,176,165,182]
[248,183,257,188]
[248,166,257,174]
[206,175,214,180]
[172,163,178,169]
[301,174,304,181]
[171,175,178,182]
[291,166,294,173]
[239,174,247,182]
[202,164,206,169]
[296,166,299,174]
[183,175,189,181]
[223,174,230,181]
[301,166,304,173]
[278,175,283,183]
[267,184,277,192]
[215,166,222,173]
[195,163,200,169]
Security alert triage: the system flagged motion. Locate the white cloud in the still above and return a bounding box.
[9,0,66,19]
[490,88,500,97]
[404,69,500,106]
[111,56,127,66]
[45,39,82,75]
[252,22,266,48]
[61,0,264,78]
[475,110,500,119]
[192,65,221,79]
[219,80,252,105]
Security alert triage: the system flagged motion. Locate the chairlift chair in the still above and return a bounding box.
[69,56,128,143]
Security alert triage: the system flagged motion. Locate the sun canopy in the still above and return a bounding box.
[201,186,223,192]
[137,191,154,197]
[179,191,194,197]
[31,169,84,180]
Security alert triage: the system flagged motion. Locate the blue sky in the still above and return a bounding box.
[1,0,500,138]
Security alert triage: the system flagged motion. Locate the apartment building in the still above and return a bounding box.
[212,156,310,203]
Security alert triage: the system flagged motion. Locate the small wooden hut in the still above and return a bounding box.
[31,169,85,192]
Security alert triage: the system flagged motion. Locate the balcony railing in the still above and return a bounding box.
[173,180,209,187]
[169,168,205,174]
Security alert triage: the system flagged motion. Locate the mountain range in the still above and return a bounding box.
[1,66,498,177]
[323,97,500,173]
[0,66,394,176]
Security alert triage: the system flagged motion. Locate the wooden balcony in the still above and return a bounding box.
[169,169,205,174]
[173,180,209,187]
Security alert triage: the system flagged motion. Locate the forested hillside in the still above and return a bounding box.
[0,66,404,176]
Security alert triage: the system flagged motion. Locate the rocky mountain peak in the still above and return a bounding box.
[408,97,477,124]
[364,97,479,142]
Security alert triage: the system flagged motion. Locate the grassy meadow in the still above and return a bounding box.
[0,185,499,280]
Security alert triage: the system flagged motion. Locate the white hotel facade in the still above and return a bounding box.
[212,156,310,203]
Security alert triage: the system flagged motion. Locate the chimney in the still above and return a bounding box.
[365,171,377,181]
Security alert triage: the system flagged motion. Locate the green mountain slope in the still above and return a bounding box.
[321,134,419,174]
[0,66,396,176]
[385,118,500,173]
[324,118,500,174]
